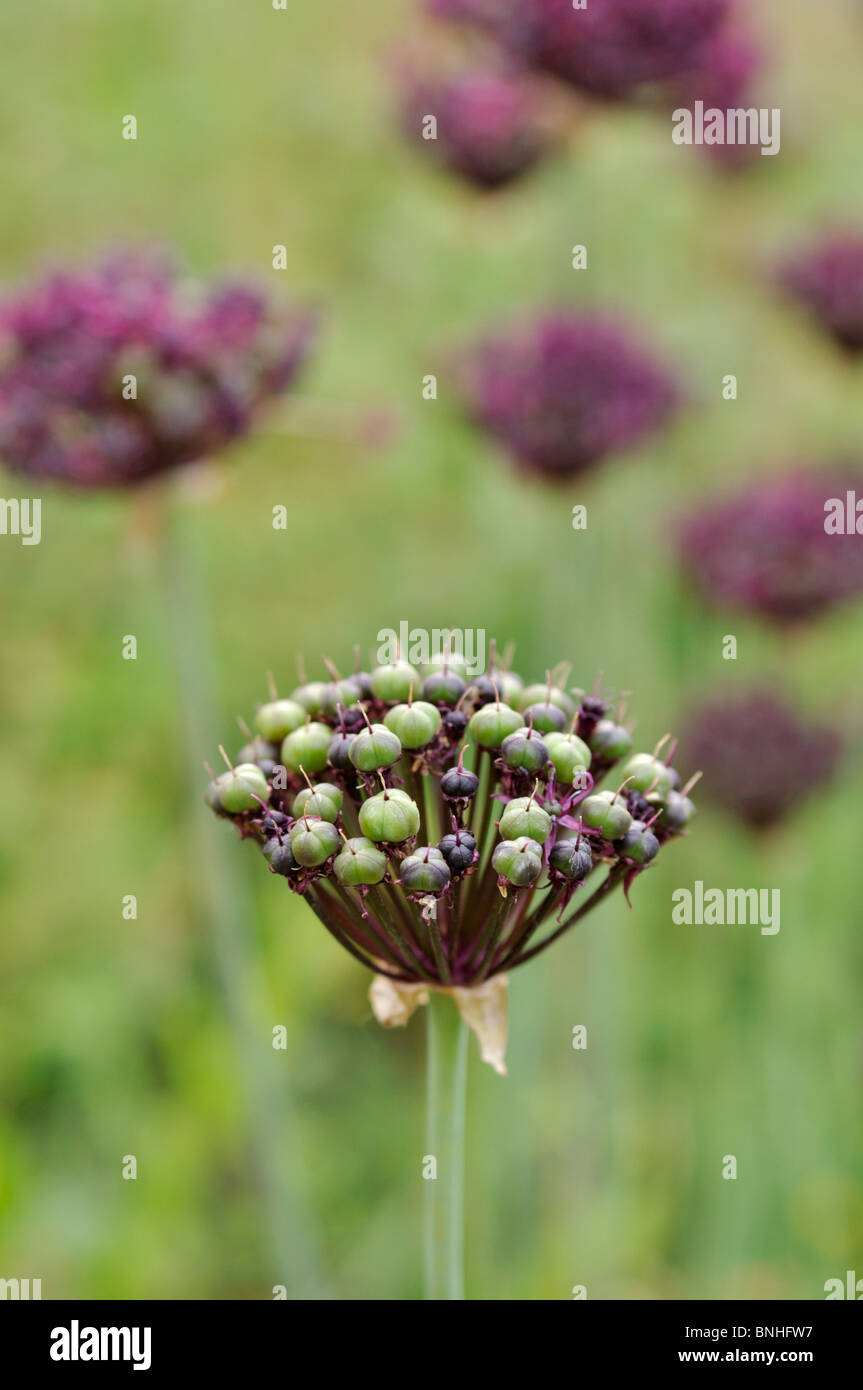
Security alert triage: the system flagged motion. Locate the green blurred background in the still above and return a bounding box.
[1,0,863,1299]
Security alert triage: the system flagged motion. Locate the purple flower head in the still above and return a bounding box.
[668,20,765,167]
[779,234,863,354]
[678,468,863,623]
[399,66,557,190]
[461,311,680,481]
[683,689,841,829]
[0,249,317,488]
[425,0,731,100]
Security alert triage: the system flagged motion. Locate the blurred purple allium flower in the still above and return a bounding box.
[399,66,557,189]
[779,234,863,354]
[425,0,731,100]
[0,249,317,488]
[461,312,680,480]
[678,469,863,623]
[668,20,764,168]
[683,689,841,829]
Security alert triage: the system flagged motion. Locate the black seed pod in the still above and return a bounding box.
[438,828,477,874]
[441,765,479,800]
[263,837,295,875]
[327,731,356,769]
[443,708,468,736]
[549,837,593,881]
[626,791,653,820]
[470,675,506,705]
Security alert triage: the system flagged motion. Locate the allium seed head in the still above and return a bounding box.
[205,644,695,1063]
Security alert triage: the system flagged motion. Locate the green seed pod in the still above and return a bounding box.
[618,820,660,864]
[549,837,593,881]
[588,719,632,760]
[422,671,466,704]
[579,790,631,841]
[516,684,576,719]
[383,701,441,750]
[280,722,333,775]
[491,670,524,703]
[656,790,696,833]
[499,795,552,844]
[292,783,344,823]
[289,816,340,867]
[218,763,271,814]
[349,722,402,772]
[333,836,388,887]
[545,731,592,785]
[369,660,420,703]
[492,837,543,887]
[358,788,421,843]
[204,777,232,817]
[621,753,673,800]
[289,682,329,716]
[237,736,280,766]
[419,653,469,681]
[500,728,550,774]
[469,702,524,749]
[254,699,307,742]
[400,846,451,893]
[320,678,362,717]
[522,702,567,734]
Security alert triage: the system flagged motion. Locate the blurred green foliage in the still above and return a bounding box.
[1,0,862,1299]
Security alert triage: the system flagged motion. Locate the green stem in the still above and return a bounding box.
[152,482,326,1298]
[423,991,469,1301]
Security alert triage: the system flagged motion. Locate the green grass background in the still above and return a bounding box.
[1,0,862,1299]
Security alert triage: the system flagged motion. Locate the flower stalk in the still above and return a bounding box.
[424,991,469,1301]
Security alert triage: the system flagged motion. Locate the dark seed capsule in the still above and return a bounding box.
[618,820,660,864]
[522,702,566,734]
[470,675,506,705]
[327,732,356,770]
[268,844,296,875]
[423,670,467,705]
[626,791,653,820]
[440,766,479,800]
[549,838,593,881]
[438,829,477,874]
[443,709,468,736]
[237,737,280,766]
[263,836,295,875]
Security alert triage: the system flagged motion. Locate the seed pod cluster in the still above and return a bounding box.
[205,647,696,986]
